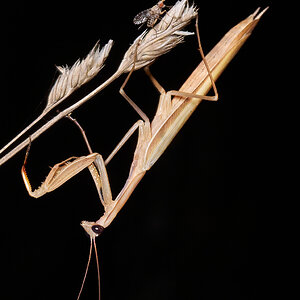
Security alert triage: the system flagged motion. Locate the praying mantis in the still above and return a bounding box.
[18,5,267,300]
[22,15,218,231]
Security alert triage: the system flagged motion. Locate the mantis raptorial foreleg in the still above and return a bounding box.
[65,114,108,207]
[21,118,147,210]
[21,138,99,199]
[66,114,93,154]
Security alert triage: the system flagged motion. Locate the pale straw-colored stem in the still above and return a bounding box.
[0,69,122,166]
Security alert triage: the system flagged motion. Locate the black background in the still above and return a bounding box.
[1,1,274,299]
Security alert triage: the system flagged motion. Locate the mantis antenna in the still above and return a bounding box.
[76,236,102,300]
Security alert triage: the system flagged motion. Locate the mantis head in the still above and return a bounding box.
[81,221,104,239]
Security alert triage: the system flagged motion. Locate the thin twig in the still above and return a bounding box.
[0,41,113,160]
[0,70,121,166]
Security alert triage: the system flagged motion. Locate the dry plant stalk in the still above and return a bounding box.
[0,0,197,166]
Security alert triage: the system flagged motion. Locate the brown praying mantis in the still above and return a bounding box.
[20,6,267,300]
[21,15,218,230]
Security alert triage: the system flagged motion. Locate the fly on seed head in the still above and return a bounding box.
[133,0,166,28]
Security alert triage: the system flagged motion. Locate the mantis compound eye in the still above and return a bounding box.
[92,225,104,236]
[81,221,104,238]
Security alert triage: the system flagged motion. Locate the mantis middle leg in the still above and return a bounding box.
[144,15,219,116]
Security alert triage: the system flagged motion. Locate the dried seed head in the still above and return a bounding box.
[45,40,114,112]
[118,0,197,73]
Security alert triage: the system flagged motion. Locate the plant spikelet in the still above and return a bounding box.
[45,40,113,112]
[118,0,197,73]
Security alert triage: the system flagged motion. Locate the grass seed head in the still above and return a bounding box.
[46,40,114,112]
[118,0,197,73]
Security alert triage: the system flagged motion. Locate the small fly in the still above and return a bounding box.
[133,0,166,28]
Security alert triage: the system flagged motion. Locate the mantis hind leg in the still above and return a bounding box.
[193,14,218,102]
[144,14,219,114]
[169,15,219,102]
